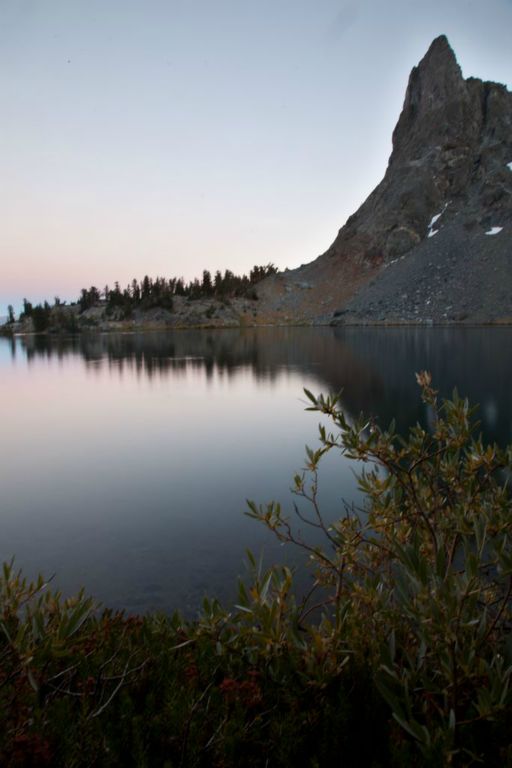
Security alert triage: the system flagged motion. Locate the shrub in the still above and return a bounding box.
[247,372,512,765]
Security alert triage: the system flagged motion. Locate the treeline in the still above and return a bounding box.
[79,264,277,313]
[17,298,76,333]
[11,263,278,331]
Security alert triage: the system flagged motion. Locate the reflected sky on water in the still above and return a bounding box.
[1,327,511,614]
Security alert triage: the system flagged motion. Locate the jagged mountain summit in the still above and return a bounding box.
[256,35,512,324]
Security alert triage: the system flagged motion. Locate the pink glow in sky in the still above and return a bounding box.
[2,0,511,311]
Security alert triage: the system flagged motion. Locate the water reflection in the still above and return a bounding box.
[1,326,512,614]
[11,327,512,444]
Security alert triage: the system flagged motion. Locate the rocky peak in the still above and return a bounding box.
[324,35,512,264]
[255,36,512,325]
[391,35,468,155]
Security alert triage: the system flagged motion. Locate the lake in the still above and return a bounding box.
[1,326,511,615]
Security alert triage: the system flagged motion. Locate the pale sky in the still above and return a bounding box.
[1,0,512,311]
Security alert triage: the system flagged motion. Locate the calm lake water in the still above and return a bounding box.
[1,326,511,614]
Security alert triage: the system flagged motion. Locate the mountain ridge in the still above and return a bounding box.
[254,35,512,325]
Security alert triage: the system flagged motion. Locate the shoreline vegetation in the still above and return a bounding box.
[1,375,511,766]
[1,265,278,336]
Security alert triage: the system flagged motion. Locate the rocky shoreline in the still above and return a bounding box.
[3,307,512,339]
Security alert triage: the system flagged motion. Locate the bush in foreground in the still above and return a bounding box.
[1,374,511,766]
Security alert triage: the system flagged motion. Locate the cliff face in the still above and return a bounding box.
[256,36,512,324]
